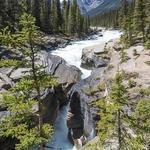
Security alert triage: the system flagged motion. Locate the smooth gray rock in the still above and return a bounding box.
[45,53,81,88]
[10,68,30,82]
[0,72,12,90]
[0,46,22,60]
[81,43,110,69]
[67,65,109,143]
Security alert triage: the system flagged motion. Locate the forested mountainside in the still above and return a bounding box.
[90,0,150,48]
[77,0,132,16]
[79,0,150,149]
[0,0,90,36]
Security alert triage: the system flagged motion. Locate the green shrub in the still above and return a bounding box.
[120,49,129,63]
[128,80,136,88]
[144,40,150,49]
[84,86,96,96]
[139,87,150,97]
[96,77,100,80]
[0,59,20,67]
[144,61,150,66]
[107,64,114,70]
[122,70,139,80]
[97,82,105,92]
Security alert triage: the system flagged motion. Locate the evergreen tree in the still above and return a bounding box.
[133,99,150,149]
[5,0,21,29]
[76,6,82,36]
[56,0,63,30]
[0,0,6,28]
[68,4,75,34]
[144,0,150,48]
[95,72,144,149]
[62,0,69,33]
[0,0,87,35]
[68,0,79,35]
[31,0,41,27]
[90,10,119,29]
[133,0,147,43]
[40,0,51,33]
[25,0,32,13]
[0,13,58,150]
[120,0,134,47]
[51,0,59,33]
[83,17,89,33]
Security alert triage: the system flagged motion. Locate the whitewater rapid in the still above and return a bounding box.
[46,30,121,150]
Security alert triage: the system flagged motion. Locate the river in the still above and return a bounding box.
[45,30,121,150]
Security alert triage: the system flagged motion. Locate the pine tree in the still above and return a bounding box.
[51,0,59,33]
[56,0,63,30]
[76,6,82,36]
[120,0,134,47]
[68,0,78,35]
[0,0,6,27]
[133,0,147,43]
[95,72,144,150]
[5,0,21,29]
[68,4,74,34]
[62,0,69,33]
[0,0,87,35]
[40,0,51,33]
[90,10,119,29]
[0,13,58,150]
[133,99,150,149]
[144,0,150,48]
[25,0,32,13]
[31,0,41,27]
[83,17,89,33]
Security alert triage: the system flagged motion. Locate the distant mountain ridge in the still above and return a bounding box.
[77,0,131,16]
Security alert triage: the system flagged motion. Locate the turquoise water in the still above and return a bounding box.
[43,30,121,150]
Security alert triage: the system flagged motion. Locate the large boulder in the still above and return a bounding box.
[45,53,81,88]
[67,68,104,143]
[41,53,82,124]
[10,68,30,82]
[42,36,71,50]
[81,42,110,69]
[0,46,22,60]
[0,72,12,91]
[81,39,122,69]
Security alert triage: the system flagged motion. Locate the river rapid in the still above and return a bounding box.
[45,30,121,150]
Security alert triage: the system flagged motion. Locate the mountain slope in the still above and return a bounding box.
[77,0,129,16]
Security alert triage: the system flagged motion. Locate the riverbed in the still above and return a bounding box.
[46,30,121,150]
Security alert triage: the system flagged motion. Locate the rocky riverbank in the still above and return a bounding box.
[2,30,144,150]
[42,30,102,50]
[0,45,82,149]
[67,38,150,149]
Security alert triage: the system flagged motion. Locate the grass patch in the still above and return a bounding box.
[128,80,136,88]
[84,86,97,96]
[107,64,114,70]
[139,86,150,97]
[144,61,150,66]
[97,82,105,92]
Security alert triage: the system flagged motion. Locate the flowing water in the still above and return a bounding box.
[45,30,121,150]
